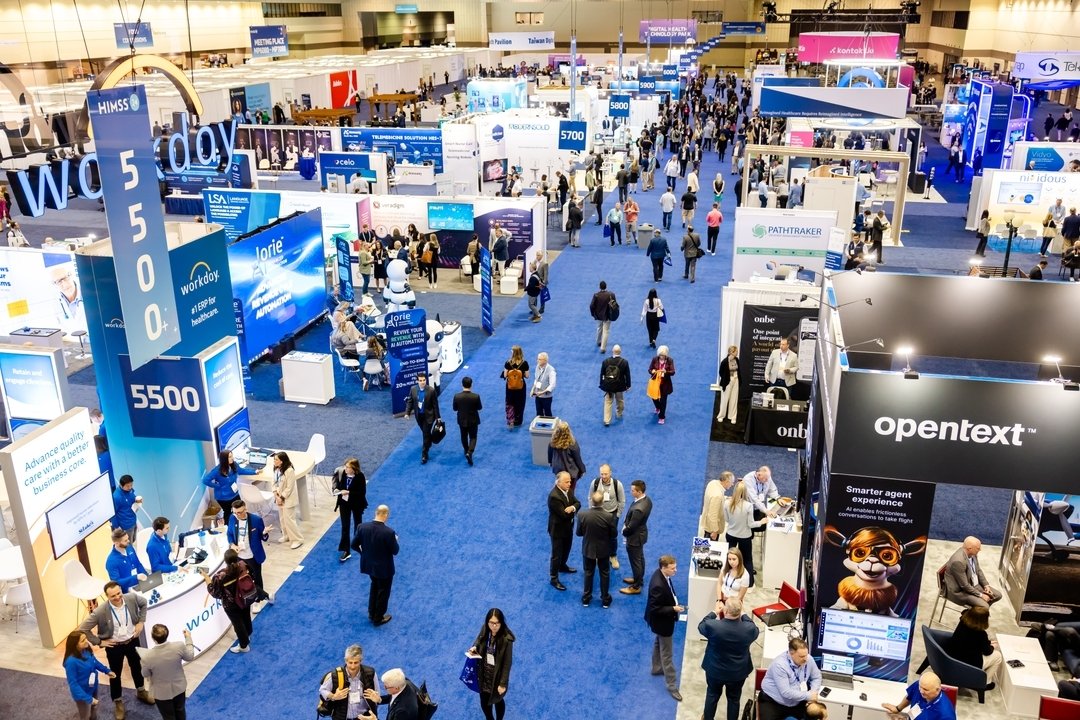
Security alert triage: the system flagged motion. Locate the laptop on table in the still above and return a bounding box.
[135,571,164,592]
[820,652,856,690]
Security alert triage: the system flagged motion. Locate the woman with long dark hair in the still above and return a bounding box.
[641,289,664,349]
[202,449,258,526]
[64,630,115,720]
[207,549,254,653]
[272,451,304,549]
[500,345,530,428]
[943,606,1003,689]
[467,608,516,720]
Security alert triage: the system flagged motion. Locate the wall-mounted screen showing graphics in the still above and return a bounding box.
[201,338,245,429]
[229,210,327,364]
[483,159,507,182]
[428,202,474,231]
[215,407,252,457]
[816,608,914,662]
[45,471,113,559]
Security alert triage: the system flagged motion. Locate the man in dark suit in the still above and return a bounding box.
[599,344,631,426]
[351,504,399,626]
[404,373,440,464]
[452,375,482,466]
[332,459,368,563]
[548,472,579,591]
[577,491,617,608]
[944,536,1001,609]
[620,480,652,595]
[363,668,418,720]
[645,555,686,701]
[699,597,759,720]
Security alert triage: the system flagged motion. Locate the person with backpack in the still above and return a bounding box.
[317,644,378,720]
[589,280,617,354]
[466,608,516,720]
[205,549,256,654]
[226,499,274,613]
[598,345,631,427]
[589,464,626,571]
[500,345,530,428]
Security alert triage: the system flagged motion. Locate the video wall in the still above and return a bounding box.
[229,209,328,364]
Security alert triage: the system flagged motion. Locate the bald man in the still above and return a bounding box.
[943,536,1001,609]
[882,671,956,720]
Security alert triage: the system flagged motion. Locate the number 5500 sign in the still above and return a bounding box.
[119,355,212,440]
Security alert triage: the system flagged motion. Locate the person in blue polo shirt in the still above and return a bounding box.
[882,671,957,720]
[111,474,140,541]
[146,517,179,574]
[105,528,147,592]
[202,450,258,527]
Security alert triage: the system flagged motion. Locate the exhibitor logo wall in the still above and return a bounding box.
[831,372,1075,494]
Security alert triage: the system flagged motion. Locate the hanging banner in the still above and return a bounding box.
[797,32,900,63]
[113,23,154,49]
[341,127,444,173]
[639,20,697,43]
[118,355,212,441]
[558,121,588,152]
[87,85,180,369]
[661,65,679,81]
[639,76,657,95]
[760,85,909,119]
[385,308,428,415]
[738,304,819,402]
[250,25,289,58]
[1004,51,1080,85]
[488,32,556,50]
[608,94,631,118]
[480,247,493,335]
[722,22,766,36]
[814,472,933,681]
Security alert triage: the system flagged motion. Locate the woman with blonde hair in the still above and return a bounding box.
[500,345,530,428]
[716,546,751,604]
[547,420,585,492]
[724,481,771,585]
[424,233,441,288]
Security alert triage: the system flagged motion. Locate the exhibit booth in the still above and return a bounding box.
[969,168,1080,246]
[792,271,1079,713]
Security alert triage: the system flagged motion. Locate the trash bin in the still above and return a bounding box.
[529,416,559,466]
[637,223,654,249]
[910,171,926,194]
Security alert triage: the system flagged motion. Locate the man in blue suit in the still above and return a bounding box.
[352,504,400,626]
[699,597,759,720]
[227,500,274,609]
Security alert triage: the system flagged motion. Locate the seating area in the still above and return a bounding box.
[919,625,990,703]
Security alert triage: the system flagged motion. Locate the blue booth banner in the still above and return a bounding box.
[202,189,283,242]
[228,209,326,365]
[0,349,68,424]
[722,22,765,35]
[385,308,428,415]
[558,121,588,151]
[639,19,696,43]
[661,65,678,81]
[113,22,154,49]
[608,94,631,118]
[317,151,379,190]
[88,85,181,370]
[250,25,289,58]
[638,76,657,95]
[341,128,444,173]
[335,236,355,302]
[480,247,493,335]
[119,355,212,441]
[964,80,1012,172]
[229,153,254,189]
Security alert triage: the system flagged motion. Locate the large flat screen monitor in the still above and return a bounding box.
[45,471,114,559]
[816,608,914,662]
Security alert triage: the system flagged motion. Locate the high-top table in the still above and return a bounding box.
[997,633,1059,717]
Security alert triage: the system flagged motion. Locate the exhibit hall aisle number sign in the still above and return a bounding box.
[87,86,181,369]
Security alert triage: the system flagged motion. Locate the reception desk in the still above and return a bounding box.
[139,533,227,658]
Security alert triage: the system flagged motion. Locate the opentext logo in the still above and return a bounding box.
[873,416,1026,446]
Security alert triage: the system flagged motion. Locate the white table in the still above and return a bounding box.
[820,676,908,720]
[762,518,801,589]
[281,351,335,404]
[686,540,728,641]
[997,633,1059,717]
[762,626,793,664]
[0,544,27,582]
[251,448,316,522]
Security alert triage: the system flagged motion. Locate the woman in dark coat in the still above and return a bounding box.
[547,420,585,493]
[467,608,515,720]
[943,606,1003,689]
[371,239,389,291]
[648,345,676,424]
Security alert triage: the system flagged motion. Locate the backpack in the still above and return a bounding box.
[607,296,621,322]
[316,666,346,717]
[234,566,258,609]
[601,361,622,391]
[505,366,524,391]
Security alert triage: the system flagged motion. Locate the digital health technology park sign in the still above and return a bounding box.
[639,20,697,43]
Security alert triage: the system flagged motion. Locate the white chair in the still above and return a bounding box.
[2,582,33,633]
[881,171,899,198]
[238,481,276,518]
[333,347,362,383]
[306,432,327,506]
[63,560,106,621]
[363,357,386,390]
[258,159,270,170]
[283,159,297,171]
[135,527,154,573]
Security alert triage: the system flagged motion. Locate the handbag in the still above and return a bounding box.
[658,307,668,324]
[430,418,446,444]
[460,655,481,693]
[603,223,612,238]
[539,286,551,303]
[421,250,433,264]
[646,373,662,400]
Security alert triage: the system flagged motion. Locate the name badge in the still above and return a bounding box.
[130,568,137,576]
[349,689,361,705]
[231,482,238,493]
[603,491,611,502]
[799,681,808,693]
[486,653,496,665]
[908,706,922,719]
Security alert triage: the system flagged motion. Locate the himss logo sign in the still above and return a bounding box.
[873,416,1029,446]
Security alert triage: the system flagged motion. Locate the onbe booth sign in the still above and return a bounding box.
[608,95,631,118]
[558,121,588,152]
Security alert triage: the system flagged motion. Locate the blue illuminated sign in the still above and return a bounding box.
[558,121,588,151]
[119,355,211,441]
[250,25,289,58]
[395,4,419,12]
[201,339,245,430]
[722,22,765,35]
[639,76,657,95]
[662,65,678,80]
[480,248,493,335]
[88,85,181,369]
[385,309,428,416]
[113,23,154,49]
[340,127,444,173]
[428,202,475,231]
[609,94,631,117]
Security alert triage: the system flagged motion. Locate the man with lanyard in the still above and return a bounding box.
[742,466,780,524]
[590,464,626,571]
[79,581,154,717]
[758,638,822,720]
[357,222,376,249]
[228,500,275,612]
[105,528,147,592]
[319,644,378,720]
[882,671,957,720]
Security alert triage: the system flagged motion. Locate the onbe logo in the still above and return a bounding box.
[776,425,806,439]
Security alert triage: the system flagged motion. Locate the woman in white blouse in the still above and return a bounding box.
[715,547,751,604]
[723,481,772,585]
[272,451,304,549]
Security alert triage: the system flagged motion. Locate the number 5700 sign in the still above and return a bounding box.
[558,121,588,152]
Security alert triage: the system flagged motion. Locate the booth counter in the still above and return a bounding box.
[686,539,727,642]
[761,518,802,589]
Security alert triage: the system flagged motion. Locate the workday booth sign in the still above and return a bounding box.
[731,207,838,282]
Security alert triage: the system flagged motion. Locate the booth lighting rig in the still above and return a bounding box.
[761,2,920,25]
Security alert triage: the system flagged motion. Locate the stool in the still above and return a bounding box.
[71,330,90,359]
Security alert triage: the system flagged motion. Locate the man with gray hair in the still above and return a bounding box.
[698,597,759,720]
[576,491,617,608]
[363,668,418,720]
[319,644,377,720]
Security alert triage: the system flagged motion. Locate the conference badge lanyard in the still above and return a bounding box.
[486,636,496,667]
[110,603,132,642]
[787,656,809,694]
[348,672,361,706]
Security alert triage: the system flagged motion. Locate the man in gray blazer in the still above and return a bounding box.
[139,624,194,720]
[764,338,799,389]
[944,536,1002,609]
[79,581,154,717]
